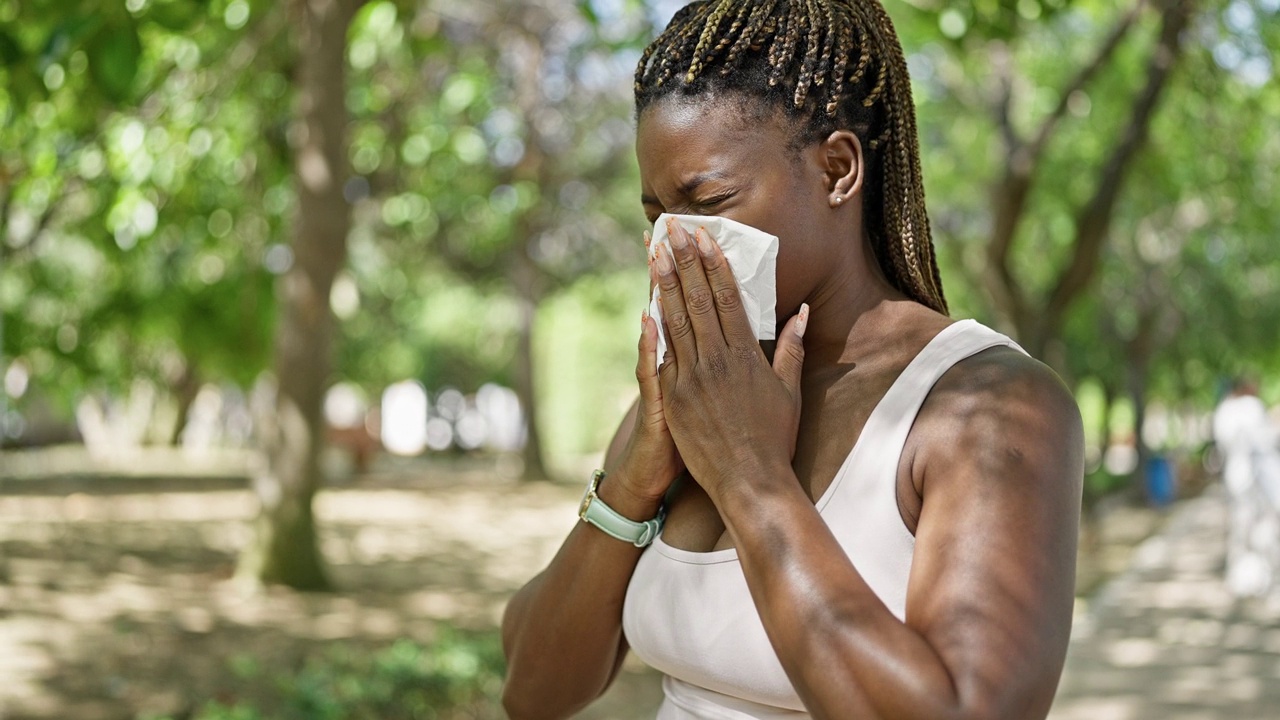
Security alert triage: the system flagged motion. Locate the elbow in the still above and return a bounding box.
[501,672,583,720]
[501,683,547,720]
[501,646,596,720]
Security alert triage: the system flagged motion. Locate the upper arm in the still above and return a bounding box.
[903,348,1083,719]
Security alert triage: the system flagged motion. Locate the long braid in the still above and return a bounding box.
[634,0,948,315]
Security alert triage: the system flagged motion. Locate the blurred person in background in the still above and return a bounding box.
[501,1,1084,718]
[1213,377,1280,598]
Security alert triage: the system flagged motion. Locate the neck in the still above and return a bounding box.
[800,265,902,371]
[804,222,914,368]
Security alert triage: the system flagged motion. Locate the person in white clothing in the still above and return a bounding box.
[1213,378,1280,597]
[502,2,1084,719]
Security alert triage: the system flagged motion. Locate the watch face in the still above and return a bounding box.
[579,470,604,519]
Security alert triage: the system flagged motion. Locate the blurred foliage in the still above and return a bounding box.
[1,0,285,409]
[142,631,505,720]
[2,0,1278,474]
[536,267,649,460]
[1085,469,1130,499]
[0,0,655,470]
[899,0,1279,439]
[334,0,653,398]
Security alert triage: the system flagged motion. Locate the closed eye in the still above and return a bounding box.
[697,193,734,209]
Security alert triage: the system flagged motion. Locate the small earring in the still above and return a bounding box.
[834,197,844,206]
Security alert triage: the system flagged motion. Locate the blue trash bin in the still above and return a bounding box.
[1145,455,1176,506]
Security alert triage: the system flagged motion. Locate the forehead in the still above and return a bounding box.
[636,96,795,185]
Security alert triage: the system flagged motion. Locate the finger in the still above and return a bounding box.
[635,310,665,424]
[665,218,727,358]
[658,296,676,370]
[772,304,809,404]
[656,295,679,394]
[695,226,757,350]
[654,241,698,367]
[648,247,657,294]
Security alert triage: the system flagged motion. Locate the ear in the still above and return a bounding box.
[820,130,864,209]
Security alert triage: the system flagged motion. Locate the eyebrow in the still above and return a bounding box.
[641,170,731,206]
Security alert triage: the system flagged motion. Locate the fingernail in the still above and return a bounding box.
[796,303,810,338]
[655,244,674,274]
[695,227,713,257]
[668,219,688,249]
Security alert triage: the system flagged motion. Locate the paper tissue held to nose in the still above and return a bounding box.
[648,213,779,372]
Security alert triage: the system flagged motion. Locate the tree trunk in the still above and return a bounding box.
[168,362,201,446]
[512,245,550,481]
[983,0,1195,360]
[238,0,360,590]
[1121,298,1161,498]
[1126,357,1151,498]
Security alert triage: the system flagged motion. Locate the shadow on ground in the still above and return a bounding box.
[0,456,662,720]
[5,450,1267,720]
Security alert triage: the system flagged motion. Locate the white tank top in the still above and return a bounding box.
[621,319,1027,719]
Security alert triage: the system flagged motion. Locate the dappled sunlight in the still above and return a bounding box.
[0,476,588,719]
[1051,488,1280,719]
[6,472,1278,719]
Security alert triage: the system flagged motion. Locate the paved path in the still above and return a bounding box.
[1049,486,1280,720]
[3,457,1275,719]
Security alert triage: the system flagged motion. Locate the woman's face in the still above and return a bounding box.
[636,95,850,329]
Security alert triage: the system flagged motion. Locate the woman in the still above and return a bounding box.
[502,1,1083,718]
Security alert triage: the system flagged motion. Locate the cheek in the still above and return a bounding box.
[772,232,807,312]
[761,223,818,326]
[725,170,823,314]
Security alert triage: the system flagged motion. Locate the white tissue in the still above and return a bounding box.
[647,213,779,372]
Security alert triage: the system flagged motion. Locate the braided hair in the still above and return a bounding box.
[635,0,947,314]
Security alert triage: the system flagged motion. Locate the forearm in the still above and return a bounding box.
[715,468,969,720]
[501,478,661,720]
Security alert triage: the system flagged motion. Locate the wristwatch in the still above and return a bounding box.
[578,469,665,547]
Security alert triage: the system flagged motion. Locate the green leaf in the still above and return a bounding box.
[146,1,205,32]
[0,29,22,66]
[86,21,142,102]
[38,15,99,70]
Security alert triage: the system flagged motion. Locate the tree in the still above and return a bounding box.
[904,0,1200,366]
[0,1,283,436]
[336,0,651,480]
[237,0,364,590]
[897,0,1279,498]
[0,0,352,588]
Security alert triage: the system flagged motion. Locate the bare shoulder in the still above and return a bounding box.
[909,343,1084,496]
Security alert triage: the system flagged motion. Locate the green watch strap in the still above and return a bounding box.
[578,469,665,547]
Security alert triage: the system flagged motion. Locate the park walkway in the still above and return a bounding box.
[1,450,1277,719]
[1048,486,1280,719]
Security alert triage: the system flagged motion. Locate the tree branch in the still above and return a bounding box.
[1044,0,1194,328]
[991,42,1019,153]
[983,0,1148,335]
[1026,0,1148,160]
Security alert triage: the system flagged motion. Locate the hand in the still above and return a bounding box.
[652,219,807,502]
